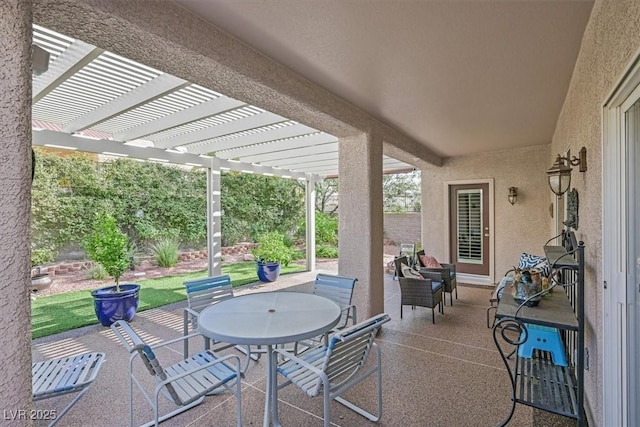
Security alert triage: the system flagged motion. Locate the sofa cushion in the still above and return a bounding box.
[419,254,443,269]
[400,263,422,279]
[518,253,550,277]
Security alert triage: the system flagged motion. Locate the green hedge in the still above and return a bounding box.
[31,150,307,265]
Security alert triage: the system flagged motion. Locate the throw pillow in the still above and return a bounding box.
[518,253,550,277]
[400,263,423,279]
[420,254,443,269]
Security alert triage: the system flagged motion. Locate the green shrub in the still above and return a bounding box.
[152,238,180,268]
[86,264,108,280]
[316,245,338,259]
[31,247,56,267]
[297,211,338,246]
[252,232,294,266]
[315,212,338,245]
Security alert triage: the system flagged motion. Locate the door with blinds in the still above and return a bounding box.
[449,183,490,275]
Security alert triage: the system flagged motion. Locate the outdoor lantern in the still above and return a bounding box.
[546,147,587,197]
[508,187,518,205]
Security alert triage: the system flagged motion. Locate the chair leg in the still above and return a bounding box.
[183,311,190,359]
[400,304,403,319]
[432,307,435,324]
[487,306,497,329]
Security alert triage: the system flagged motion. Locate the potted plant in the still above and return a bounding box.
[252,232,294,282]
[85,212,140,326]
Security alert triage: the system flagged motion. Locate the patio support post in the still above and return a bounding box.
[0,0,35,419]
[207,159,223,276]
[338,133,385,318]
[305,178,316,271]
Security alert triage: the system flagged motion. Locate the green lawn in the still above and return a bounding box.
[31,262,306,339]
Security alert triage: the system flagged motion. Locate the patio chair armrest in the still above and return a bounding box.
[150,332,213,350]
[418,270,441,282]
[420,266,445,275]
[184,307,200,318]
[273,347,326,378]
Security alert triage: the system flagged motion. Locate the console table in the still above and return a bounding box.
[493,241,584,426]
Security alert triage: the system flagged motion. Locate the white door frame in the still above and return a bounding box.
[602,50,640,427]
[443,179,495,285]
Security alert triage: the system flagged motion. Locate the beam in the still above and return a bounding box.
[32,129,317,181]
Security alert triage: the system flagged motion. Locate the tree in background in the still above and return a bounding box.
[315,178,339,213]
[383,170,421,212]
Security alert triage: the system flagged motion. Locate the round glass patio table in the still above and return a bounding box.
[197,291,341,427]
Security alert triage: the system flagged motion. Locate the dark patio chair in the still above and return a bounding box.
[394,256,443,324]
[416,249,458,306]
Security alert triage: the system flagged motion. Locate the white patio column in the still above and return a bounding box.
[338,133,384,318]
[207,159,223,276]
[0,0,35,419]
[305,178,316,271]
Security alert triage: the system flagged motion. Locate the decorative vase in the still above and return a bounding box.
[30,273,53,292]
[512,269,543,307]
[91,284,140,326]
[256,260,281,282]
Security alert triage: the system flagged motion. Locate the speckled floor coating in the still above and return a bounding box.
[31,266,577,427]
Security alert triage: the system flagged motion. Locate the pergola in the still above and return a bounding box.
[31,24,415,275]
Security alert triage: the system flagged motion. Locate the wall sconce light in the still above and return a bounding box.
[546,146,587,197]
[508,187,518,205]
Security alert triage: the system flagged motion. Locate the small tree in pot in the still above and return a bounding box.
[85,212,140,326]
[252,232,294,282]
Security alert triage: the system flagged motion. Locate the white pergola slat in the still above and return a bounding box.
[112,96,245,141]
[152,110,284,149]
[239,141,338,164]
[216,132,337,160]
[61,74,189,133]
[188,122,319,155]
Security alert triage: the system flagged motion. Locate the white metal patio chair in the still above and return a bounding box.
[32,352,105,427]
[111,320,242,427]
[183,275,260,372]
[313,274,358,331]
[274,313,391,427]
[293,274,358,353]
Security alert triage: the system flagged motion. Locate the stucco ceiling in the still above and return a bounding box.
[175,0,594,158]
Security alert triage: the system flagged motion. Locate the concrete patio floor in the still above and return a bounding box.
[31,265,576,427]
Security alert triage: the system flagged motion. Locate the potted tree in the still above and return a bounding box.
[252,232,294,282]
[85,212,140,326]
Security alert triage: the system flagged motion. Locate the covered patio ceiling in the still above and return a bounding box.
[31,25,414,180]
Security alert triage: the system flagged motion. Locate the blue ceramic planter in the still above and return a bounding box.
[256,260,281,282]
[91,284,140,326]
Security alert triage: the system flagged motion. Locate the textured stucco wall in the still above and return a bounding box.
[550,1,640,424]
[421,145,550,283]
[383,213,421,247]
[338,133,384,318]
[0,0,35,421]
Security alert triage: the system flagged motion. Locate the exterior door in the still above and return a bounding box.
[449,183,489,275]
